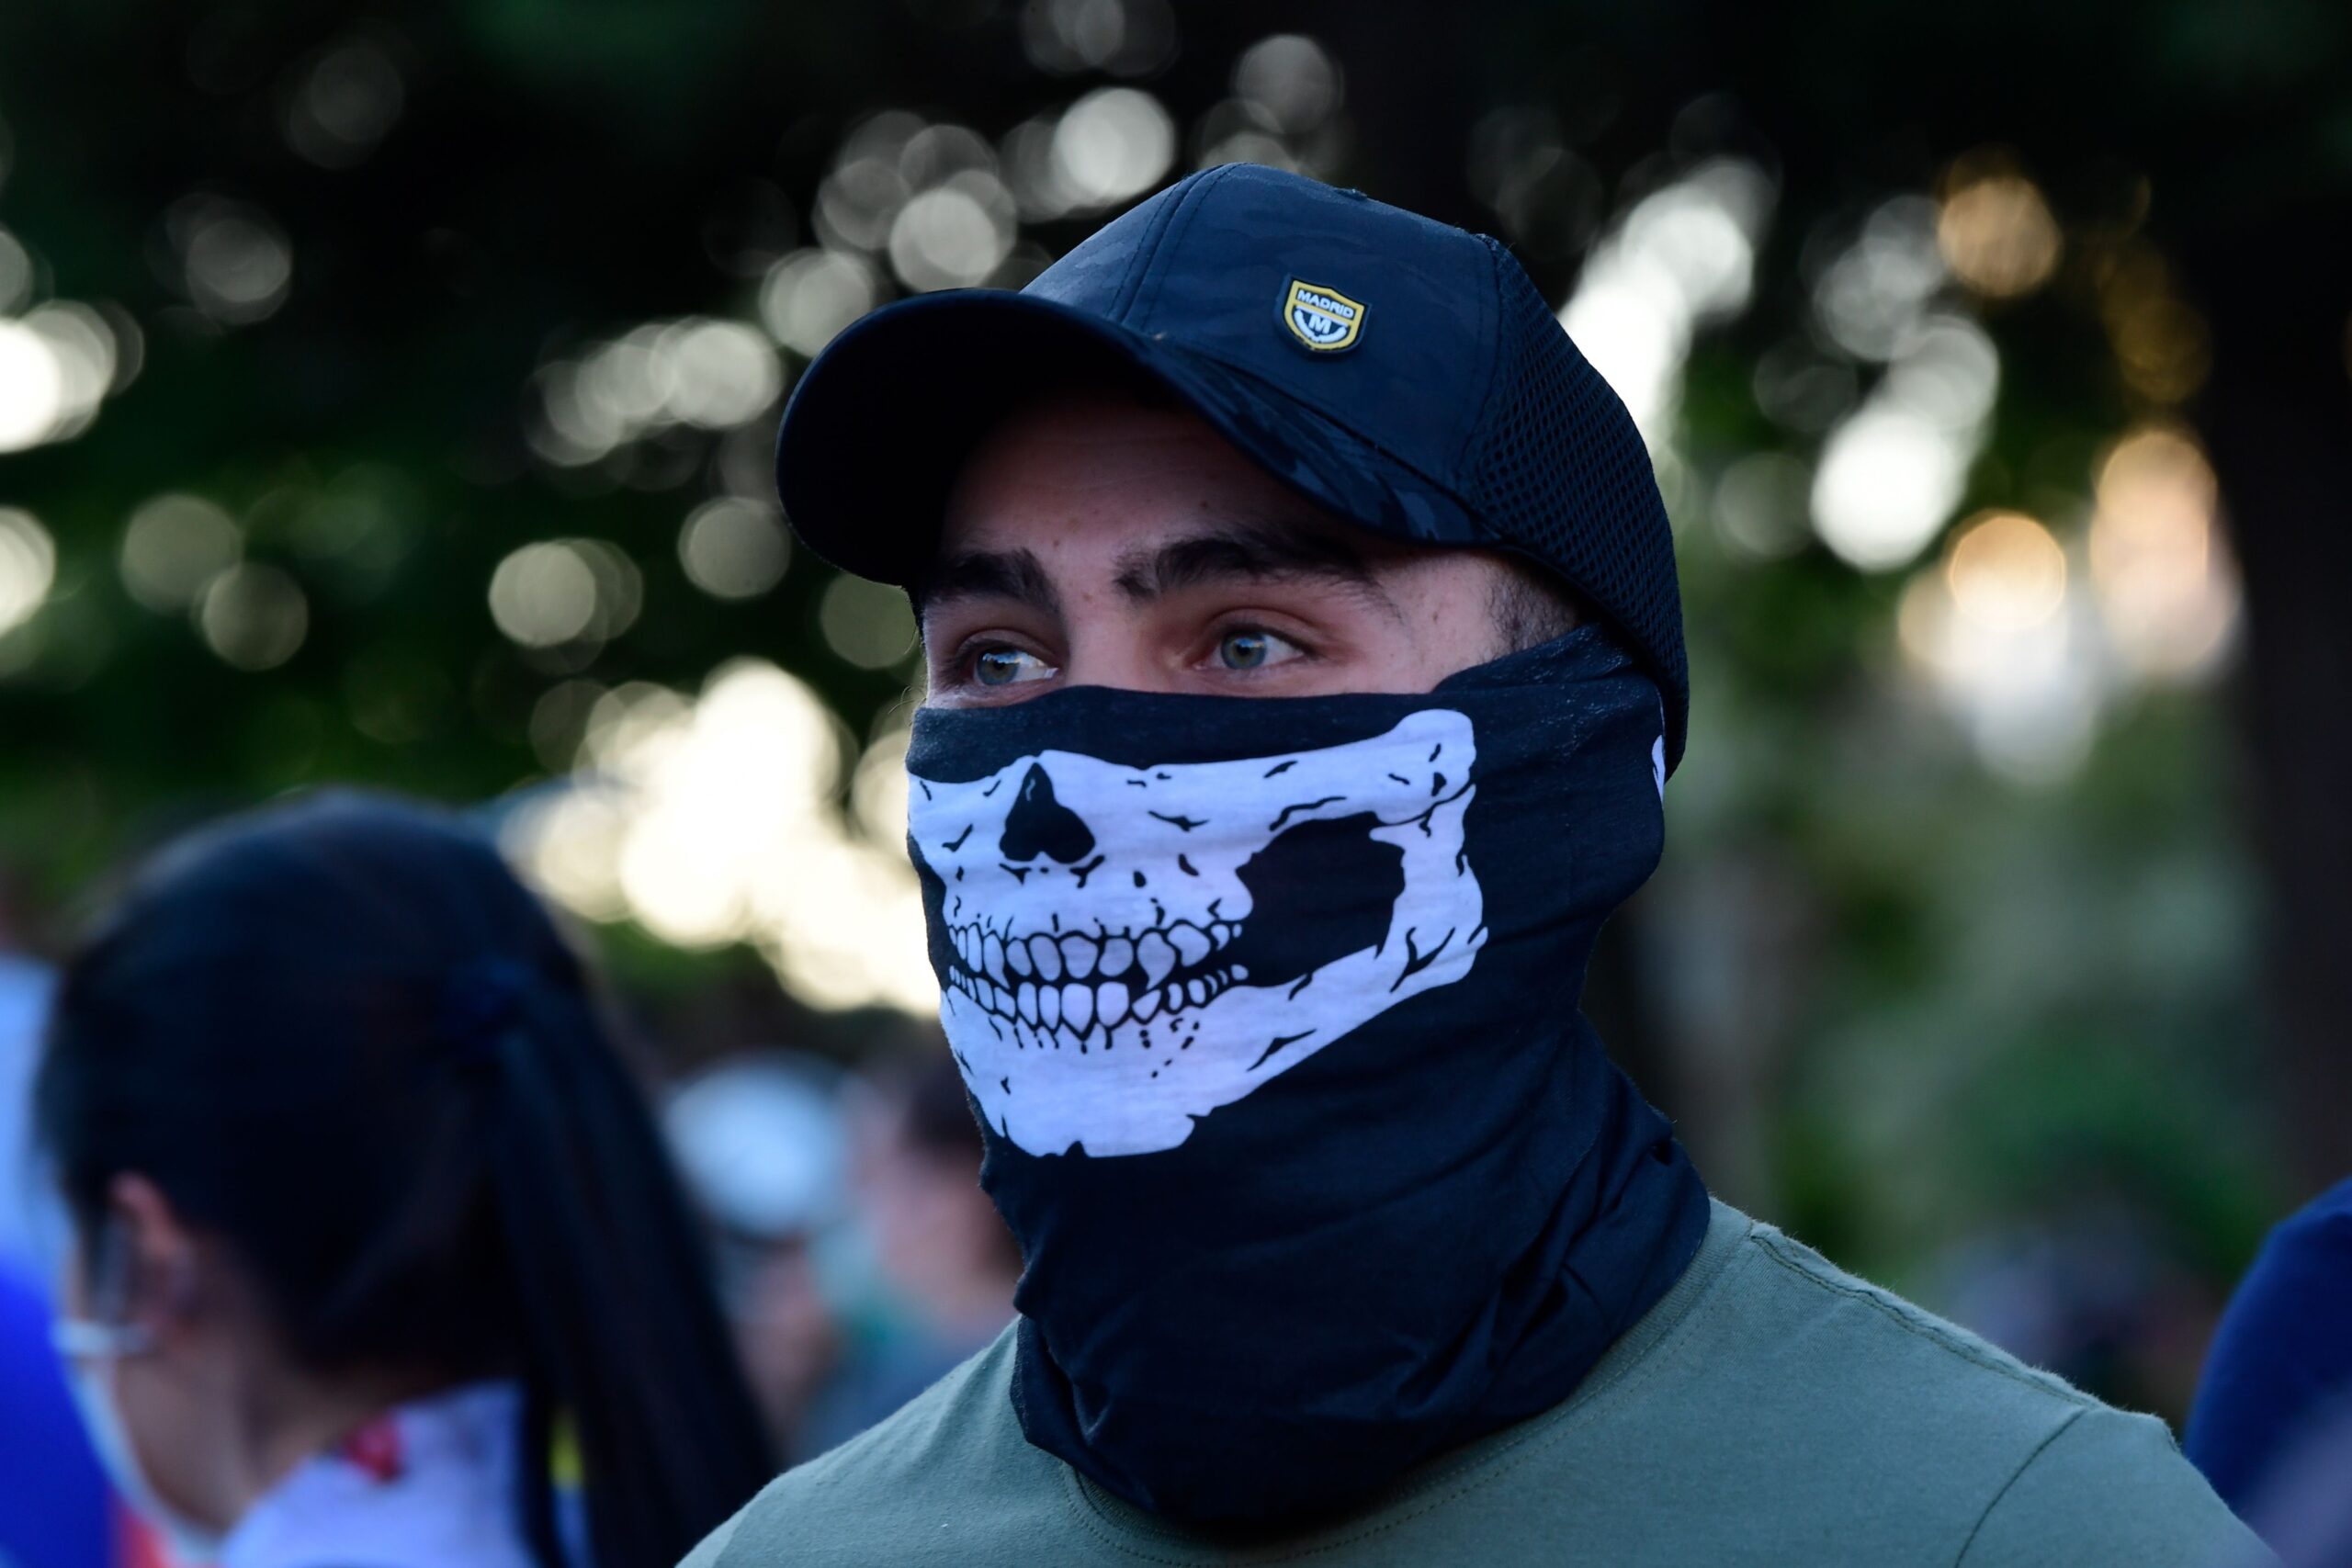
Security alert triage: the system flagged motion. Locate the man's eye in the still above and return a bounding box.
[1216,630,1301,671]
[972,647,1053,686]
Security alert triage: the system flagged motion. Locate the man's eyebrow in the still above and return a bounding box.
[915,547,1061,619]
[1109,522,1391,609]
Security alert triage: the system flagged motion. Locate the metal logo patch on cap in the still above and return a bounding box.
[1281,278,1365,354]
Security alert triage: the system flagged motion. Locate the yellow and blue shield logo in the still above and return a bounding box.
[1281,278,1366,354]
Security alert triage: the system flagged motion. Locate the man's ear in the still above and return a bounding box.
[103,1172,204,1341]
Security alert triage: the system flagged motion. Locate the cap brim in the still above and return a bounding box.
[775,290,1487,588]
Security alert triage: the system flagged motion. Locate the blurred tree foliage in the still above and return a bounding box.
[1,0,2346,1416]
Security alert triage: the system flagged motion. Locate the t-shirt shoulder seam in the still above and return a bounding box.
[1949,1404,2091,1568]
[1747,1229,2095,1408]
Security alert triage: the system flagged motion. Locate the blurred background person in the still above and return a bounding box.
[2223,1404,2352,1568]
[663,1052,851,1462]
[1,865,62,1272]
[2188,1176,2352,1559]
[0,863,115,1568]
[663,1046,1021,1461]
[0,1255,113,1568]
[797,1055,1020,1450]
[34,793,774,1567]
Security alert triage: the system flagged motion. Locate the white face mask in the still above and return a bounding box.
[53,1316,230,1564]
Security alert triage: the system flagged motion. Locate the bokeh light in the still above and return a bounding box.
[197,562,310,671]
[1806,213,2001,573]
[888,176,1016,291]
[679,497,792,601]
[2096,247,2210,406]
[820,576,919,671]
[1898,513,2102,783]
[849,717,912,846]
[20,302,119,443]
[0,508,57,637]
[1945,511,2068,631]
[490,544,597,648]
[814,111,926,254]
[1889,425,2240,781]
[1052,88,1177,209]
[1810,404,1973,570]
[0,228,32,314]
[759,248,886,358]
[1881,313,1999,428]
[1710,451,1815,561]
[529,318,783,468]
[1185,32,1347,176]
[166,197,294,325]
[1189,97,1297,177]
[0,295,123,453]
[119,493,243,612]
[662,320,785,428]
[900,122,997,190]
[511,784,632,922]
[1558,158,1774,440]
[1020,0,1177,78]
[284,37,405,169]
[2089,425,2237,680]
[1001,113,1083,220]
[505,660,934,1011]
[1813,197,1946,362]
[1232,35,1342,134]
[0,319,63,452]
[489,538,642,649]
[1466,107,1600,259]
[527,677,607,773]
[1938,161,2062,299]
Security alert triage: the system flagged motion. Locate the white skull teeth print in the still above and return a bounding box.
[939,915,1248,1039]
[910,709,1485,1157]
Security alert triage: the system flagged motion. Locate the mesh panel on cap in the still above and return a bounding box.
[1463,242,1689,764]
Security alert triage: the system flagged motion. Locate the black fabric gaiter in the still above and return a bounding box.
[904,626,1709,1528]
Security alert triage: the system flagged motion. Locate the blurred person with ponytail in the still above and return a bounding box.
[34,792,774,1568]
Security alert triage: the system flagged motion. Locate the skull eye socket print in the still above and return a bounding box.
[910,709,1485,1157]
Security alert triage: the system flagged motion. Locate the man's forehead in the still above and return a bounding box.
[936,387,1367,569]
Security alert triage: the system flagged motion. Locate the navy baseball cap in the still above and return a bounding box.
[775,162,1689,771]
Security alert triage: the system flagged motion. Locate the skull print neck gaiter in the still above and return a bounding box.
[905,626,1709,1528]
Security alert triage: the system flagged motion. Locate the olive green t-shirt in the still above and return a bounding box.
[684,1201,2268,1567]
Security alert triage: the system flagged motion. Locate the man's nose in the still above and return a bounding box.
[1000,763,1096,864]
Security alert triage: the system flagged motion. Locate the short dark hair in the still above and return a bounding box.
[1487,554,1586,656]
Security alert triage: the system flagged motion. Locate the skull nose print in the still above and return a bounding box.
[1000,762,1096,864]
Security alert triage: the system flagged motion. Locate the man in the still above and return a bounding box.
[686,164,2263,1565]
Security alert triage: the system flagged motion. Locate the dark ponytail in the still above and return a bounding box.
[35,791,774,1568]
